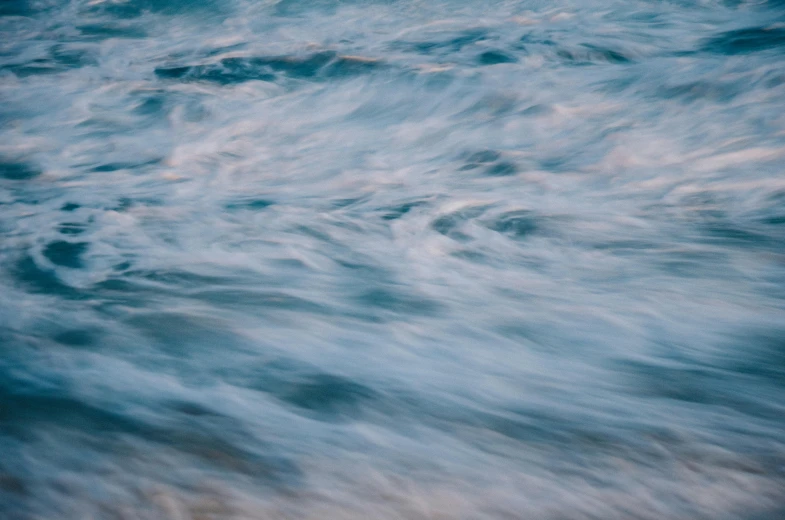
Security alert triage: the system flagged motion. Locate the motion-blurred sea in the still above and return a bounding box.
[2,0,785,518]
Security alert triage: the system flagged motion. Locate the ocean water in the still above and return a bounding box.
[2,0,785,518]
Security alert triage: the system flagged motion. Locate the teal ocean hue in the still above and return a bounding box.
[1,1,785,518]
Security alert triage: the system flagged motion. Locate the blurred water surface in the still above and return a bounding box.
[2,0,785,518]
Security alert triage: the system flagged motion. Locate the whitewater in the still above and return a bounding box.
[1,0,785,518]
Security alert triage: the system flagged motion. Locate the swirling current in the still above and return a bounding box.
[2,0,785,518]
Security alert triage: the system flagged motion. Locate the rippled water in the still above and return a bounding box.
[2,0,785,518]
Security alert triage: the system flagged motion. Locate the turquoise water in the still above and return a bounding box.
[2,1,785,518]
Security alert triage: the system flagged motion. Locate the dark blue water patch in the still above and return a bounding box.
[43,241,88,269]
[468,149,502,163]
[0,0,32,16]
[354,286,444,316]
[616,359,728,405]
[762,215,785,226]
[697,221,779,250]
[113,197,134,212]
[485,161,518,176]
[701,26,785,55]
[77,23,147,39]
[0,161,40,181]
[112,261,132,273]
[459,147,519,174]
[225,198,274,211]
[60,203,80,212]
[155,62,275,84]
[0,473,26,497]
[539,148,598,173]
[477,49,517,65]
[270,373,378,422]
[168,400,222,417]
[555,46,621,66]
[51,328,97,347]
[90,158,162,173]
[11,255,84,299]
[155,52,385,85]
[724,329,785,386]
[380,199,430,221]
[753,190,785,226]
[0,389,140,440]
[129,89,182,121]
